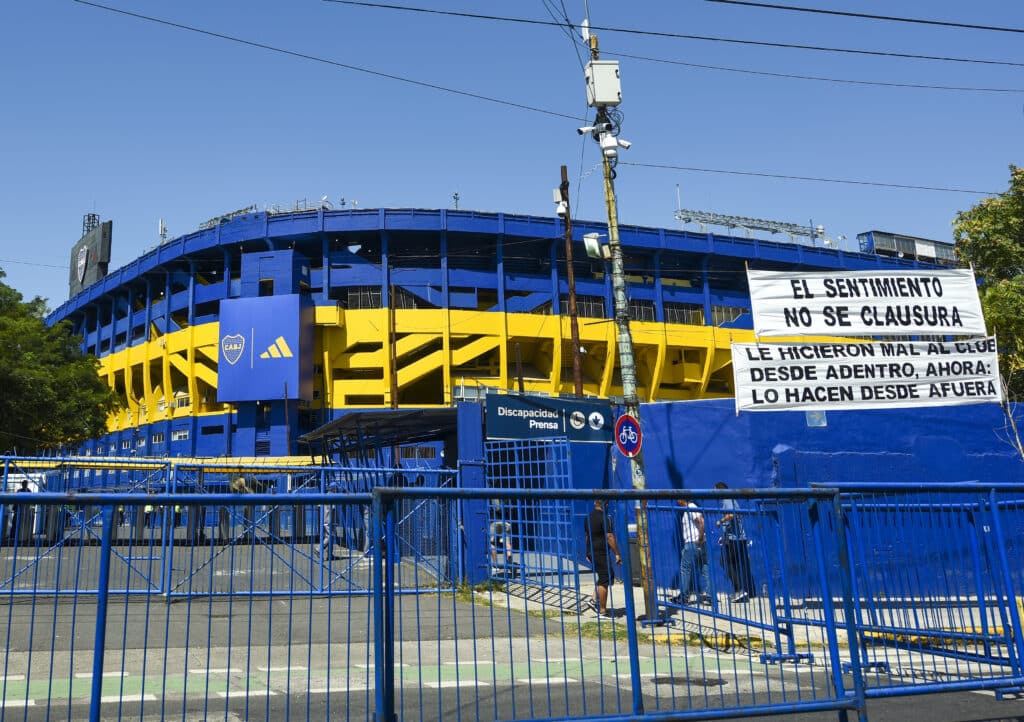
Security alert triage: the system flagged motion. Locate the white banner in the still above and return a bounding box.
[747,269,986,337]
[732,337,1002,412]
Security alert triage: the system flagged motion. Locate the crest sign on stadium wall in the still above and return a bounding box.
[76,247,88,283]
[221,334,245,365]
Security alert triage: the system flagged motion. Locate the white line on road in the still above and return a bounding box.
[423,681,488,689]
[306,686,368,694]
[0,699,34,708]
[355,663,408,669]
[190,668,241,675]
[516,677,578,685]
[258,666,307,673]
[2,675,25,681]
[74,671,123,679]
[216,690,276,698]
[444,661,493,666]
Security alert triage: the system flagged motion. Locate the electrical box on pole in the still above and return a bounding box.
[584,60,622,107]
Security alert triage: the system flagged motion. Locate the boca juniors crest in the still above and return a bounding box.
[221,334,246,366]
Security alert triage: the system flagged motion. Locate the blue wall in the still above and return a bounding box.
[606,399,1024,594]
[634,399,1024,490]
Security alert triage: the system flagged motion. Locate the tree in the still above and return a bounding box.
[0,270,119,454]
[954,165,1024,400]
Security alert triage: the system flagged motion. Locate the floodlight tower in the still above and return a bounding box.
[579,34,659,621]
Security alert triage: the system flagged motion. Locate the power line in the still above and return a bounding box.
[68,1,1001,200]
[0,258,70,270]
[607,50,1024,94]
[322,0,1024,68]
[621,162,999,195]
[706,1,1024,35]
[71,1,581,121]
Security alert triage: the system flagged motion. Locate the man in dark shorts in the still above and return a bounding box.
[586,499,622,618]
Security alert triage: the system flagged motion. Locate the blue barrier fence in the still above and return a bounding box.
[0,468,1022,720]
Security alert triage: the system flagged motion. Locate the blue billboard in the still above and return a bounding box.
[485,394,612,443]
[217,295,314,402]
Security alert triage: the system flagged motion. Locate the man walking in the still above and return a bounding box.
[585,499,622,618]
[676,496,711,605]
[715,482,756,602]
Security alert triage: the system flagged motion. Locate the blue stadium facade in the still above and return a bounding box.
[46,207,937,460]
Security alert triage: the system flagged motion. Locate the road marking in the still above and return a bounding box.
[100,694,157,704]
[423,680,487,688]
[355,663,407,669]
[1,675,25,681]
[517,677,578,685]
[0,699,34,708]
[444,661,492,666]
[216,690,276,698]
[75,671,123,679]
[190,668,241,675]
[258,666,307,673]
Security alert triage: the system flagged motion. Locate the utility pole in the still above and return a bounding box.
[558,165,584,397]
[581,33,659,621]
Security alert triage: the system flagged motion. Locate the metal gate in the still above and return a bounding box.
[483,438,578,592]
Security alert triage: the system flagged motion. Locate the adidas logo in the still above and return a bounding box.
[259,336,294,359]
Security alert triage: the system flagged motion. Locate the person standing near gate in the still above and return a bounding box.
[318,486,342,561]
[585,499,622,618]
[675,495,712,605]
[9,480,31,544]
[489,500,513,568]
[715,482,756,603]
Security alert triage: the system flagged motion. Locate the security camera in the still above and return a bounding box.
[617,139,632,150]
[577,122,612,136]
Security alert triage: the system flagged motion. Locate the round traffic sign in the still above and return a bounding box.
[614,414,643,458]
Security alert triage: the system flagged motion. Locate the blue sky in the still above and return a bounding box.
[1,1,1020,307]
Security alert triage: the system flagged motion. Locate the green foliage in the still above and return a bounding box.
[954,165,1024,399]
[0,271,119,454]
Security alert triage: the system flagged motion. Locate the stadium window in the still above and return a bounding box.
[200,425,224,436]
[259,279,274,297]
[171,429,189,442]
[711,305,745,326]
[347,286,382,309]
[560,295,605,318]
[628,299,656,322]
[664,302,705,325]
[136,437,146,448]
[120,440,131,450]
[151,432,165,445]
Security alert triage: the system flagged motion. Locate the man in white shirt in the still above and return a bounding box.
[675,496,711,605]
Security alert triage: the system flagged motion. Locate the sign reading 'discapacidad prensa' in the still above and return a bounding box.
[731,337,1002,412]
[747,269,987,337]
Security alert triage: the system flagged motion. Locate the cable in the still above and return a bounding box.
[0,259,70,270]
[71,1,582,121]
[322,0,1024,68]
[606,50,1024,94]
[705,1,1024,35]
[621,162,999,195]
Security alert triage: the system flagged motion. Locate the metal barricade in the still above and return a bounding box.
[0,463,1022,721]
[836,484,1024,700]
[0,492,379,721]
[374,486,866,722]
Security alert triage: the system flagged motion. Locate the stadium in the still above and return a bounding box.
[47,206,949,461]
